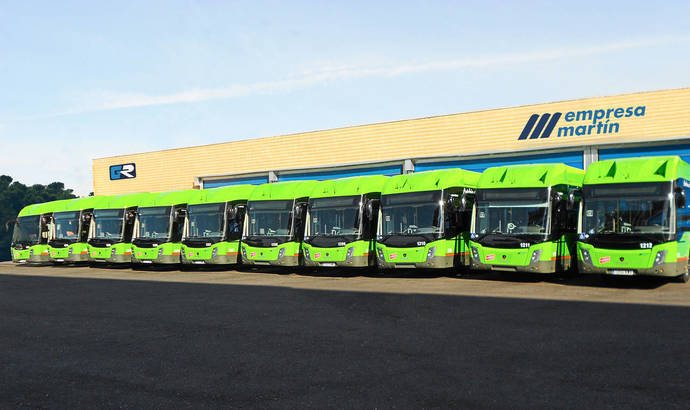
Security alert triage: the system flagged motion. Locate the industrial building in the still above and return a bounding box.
[92,87,690,195]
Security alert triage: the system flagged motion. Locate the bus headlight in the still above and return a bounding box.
[278,248,285,259]
[426,246,436,261]
[580,249,592,265]
[471,247,479,260]
[303,247,310,260]
[653,250,667,267]
[158,247,164,257]
[111,247,117,257]
[241,246,247,259]
[530,250,542,264]
[346,247,354,260]
[377,247,384,261]
[212,247,218,258]
[68,247,73,256]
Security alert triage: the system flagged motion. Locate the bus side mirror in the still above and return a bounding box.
[227,205,238,220]
[460,193,470,211]
[445,194,459,213]
[365,199,380,221]
[5,218,16,232]
[294,203,307,220]
[567,188,582,209]
[675,188,686,208]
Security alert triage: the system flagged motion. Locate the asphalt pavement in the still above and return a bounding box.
[0,263,688,408]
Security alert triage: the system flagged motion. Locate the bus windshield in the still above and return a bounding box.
[186,203,225,239]
[247,200,293,237]
[583,182,672,234]
[381,190,442,236]
[137,206,171,240]
[475,188,549,235]
[308,195,361,238]
[54,211,80,241]
[93,209,124,241]
[12,215,41,245]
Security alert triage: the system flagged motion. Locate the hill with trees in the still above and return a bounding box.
[0,176,77,261]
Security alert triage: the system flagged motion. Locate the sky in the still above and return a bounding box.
[1,1,690,196]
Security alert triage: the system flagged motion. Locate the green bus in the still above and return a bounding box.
[375,169,479,270]
[88,193,149,264]
[10,200,66,264]
[241,180,317,267]
[302,175,387,268]
[131,190,202,265]
[49,196,100,263]
[469,164,584,274]
[181,184,255,265]
[577,156,690,282]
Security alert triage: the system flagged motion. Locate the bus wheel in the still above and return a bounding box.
[676,271,689,283]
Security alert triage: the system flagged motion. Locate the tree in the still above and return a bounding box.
[0,176,77,261]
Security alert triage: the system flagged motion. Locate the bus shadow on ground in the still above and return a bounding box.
[0,274,688,409]
[460,269,672,289]
[8,262,676,289]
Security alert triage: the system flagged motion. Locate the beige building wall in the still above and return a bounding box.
[93,88,690,195]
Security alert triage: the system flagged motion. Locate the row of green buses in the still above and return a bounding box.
[9,156,690,282]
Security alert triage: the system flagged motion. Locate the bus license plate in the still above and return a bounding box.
[193,261,205,264]
[611,270,634,276]
[142,260,153,264]
[320,262,336,267]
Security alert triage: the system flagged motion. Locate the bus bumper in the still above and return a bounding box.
[303,255,369,268]
[132,255,180,265]
[470,259,556,274]
[90,254,133,264]
[23,254,52,264]
[243,255,299,267]
[181,253,239,265]
[579,260,687,277]
[377,254,456,269]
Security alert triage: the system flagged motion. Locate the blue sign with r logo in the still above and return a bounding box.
[110,163,136,180]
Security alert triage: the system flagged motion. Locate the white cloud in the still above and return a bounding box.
[48,35,690,115]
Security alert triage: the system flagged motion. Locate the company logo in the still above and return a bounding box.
[518,106,646,140]
[110,163,136,180]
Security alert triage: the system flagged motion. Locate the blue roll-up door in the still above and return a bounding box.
[203,175,269,188]
[599,143,690,164]
[415,151,584,173]
[278,165,402,182]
